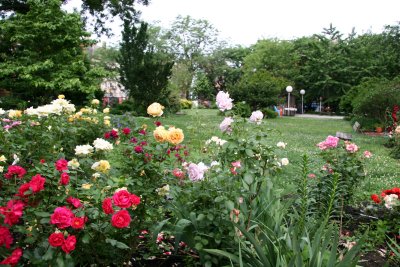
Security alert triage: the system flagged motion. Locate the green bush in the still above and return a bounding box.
[261,108,278,119]
[232,101,251,117]
[343,77,400,122]
[110,99,138,116]
[350,116,380,131]
[180,99,193,109]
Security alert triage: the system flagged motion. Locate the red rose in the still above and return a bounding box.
[40,159,46,164]
[4,165,27,179]
[60,172,70,185]
[130,137,137,143]
[134,146,143,153]
[113,190,132,208]
[67,197,82,209]
[154,121,161,127]
[111,210,131,228]
[71,217,86,229]
[130,194,141,206]
[48,232,65,247]
[29,174,46,193]
[16,183,31,198]
[0,226,14,248]
[122,128,131,135]
[111,129,119,138]
[102,198,114,214]
[371,194,381,204]
[61,235,76,254]
[55,159,68,172]
[50,207,74,229]
[0,247,23,267]
[139,129,146,135]
[0,200,24,226]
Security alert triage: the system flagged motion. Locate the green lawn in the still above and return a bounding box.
[132,109,399,202]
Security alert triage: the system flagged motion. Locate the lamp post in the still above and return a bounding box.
[300,89,305,114]
[286,86,293,116]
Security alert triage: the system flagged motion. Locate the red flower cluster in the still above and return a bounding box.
[55,159,68,172]
[16,174,46,199]
[60,172,70,185]
[67,197,82,209]
[0,200,25,226]
[0,226,13,248]
[0,247,23,266]
[4,165,26,179]
[102,189,140,228]
[371,187,400,204]
[104,129,119,139]
[48,233,76,254]
[122,127,131,135]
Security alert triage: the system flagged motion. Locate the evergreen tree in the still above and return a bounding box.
[118,17,174,115]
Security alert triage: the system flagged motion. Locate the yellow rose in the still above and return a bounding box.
[8,110,22,118]
[91,99,100,106]
[82,183,93,189]
[395,126,400,135]
[92,160,111,173]
[58,94,65,99]
[104,119,110,126]
[153,126,169,143]
[0,155,6,162]
[147,102,164,117]
[103,108,110,114]
[167,127,184,145]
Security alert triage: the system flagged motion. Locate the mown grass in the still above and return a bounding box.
[129,109,399,202]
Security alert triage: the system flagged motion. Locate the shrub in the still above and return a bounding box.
[232,101,251,117]
[261,107,278,119]
[180,99,193,109]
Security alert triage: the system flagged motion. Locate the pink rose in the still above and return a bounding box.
[55,159,68,172]
[50,207,74,229]
[71,217,86,229]
[130,194,141,206]
[187,163,205,181]
[219,117,234,133]
[66,197,82,208]
[0,200,25,226]
[249,111,263,124]
[363,150,372,158]
[345,143,359,153]
[216,91,233,112]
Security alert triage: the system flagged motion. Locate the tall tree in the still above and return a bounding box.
[166,15,219,98]
[118,17,174,114]
[0,0,105,105]
[0,0,150,35]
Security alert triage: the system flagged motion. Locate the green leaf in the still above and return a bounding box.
[245,149,254,157]
[34,211,50,217]
[42,247,54,261]
[225,200,235,211]
[244,173,254,185]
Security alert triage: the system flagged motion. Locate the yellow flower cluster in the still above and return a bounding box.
[153,126,184,145]
[92,160,111,173]
[147,103,164,117]
[67,112,99,124]
[8,110,22,118]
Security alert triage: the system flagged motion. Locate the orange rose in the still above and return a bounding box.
[147,103,164,117]
[153,126,169,143]
[167,127,184,145]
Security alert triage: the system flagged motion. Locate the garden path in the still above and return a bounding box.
[295,114,344,119]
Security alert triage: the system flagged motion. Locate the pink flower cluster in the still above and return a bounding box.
[230,161,241,175]
[219,117,234,133]
[317,136,339,150]
[216,91,233,112]
[101,189,141,228]
[0,200,25,226]
[50,204,86,230]
[345,142,359,153]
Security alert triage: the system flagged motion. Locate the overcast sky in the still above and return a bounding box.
[67,0,400,46]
